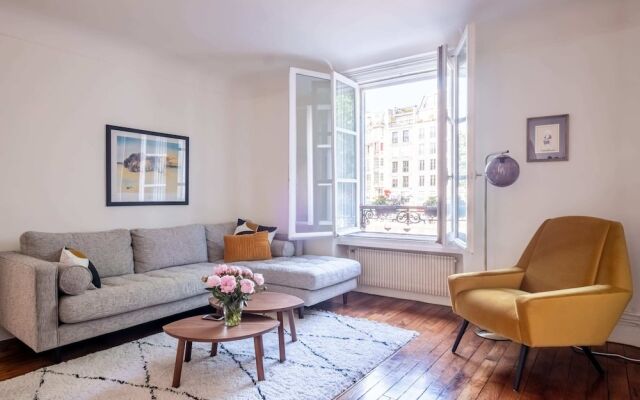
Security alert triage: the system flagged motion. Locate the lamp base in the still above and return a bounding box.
[474,328,510,341]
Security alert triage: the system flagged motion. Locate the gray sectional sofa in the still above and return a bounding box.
[0,223,361,353]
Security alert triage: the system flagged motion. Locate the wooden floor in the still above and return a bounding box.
[1,292,639,399]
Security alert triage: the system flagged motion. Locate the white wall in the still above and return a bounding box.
[0,7,236,339]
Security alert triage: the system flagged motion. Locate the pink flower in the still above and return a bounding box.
[220,275,237,294]
[240,279,255,294]
[241,268,254,278]
[253,273,265,286]
[206,275,221,288]
[214,264,229,276]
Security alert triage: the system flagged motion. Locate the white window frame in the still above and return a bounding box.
[288,68,334,239]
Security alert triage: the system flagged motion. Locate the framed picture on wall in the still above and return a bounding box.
[526,114,568,162]
[106,125,189,206]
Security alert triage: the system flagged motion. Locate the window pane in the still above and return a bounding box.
[337,182,357,229]
[294,73,333,234]
[455,40,468,242]
[362,78,438,236]
[336,81,356,132]
[337,131,356,179]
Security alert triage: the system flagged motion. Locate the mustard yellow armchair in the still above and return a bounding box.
[448,216,633,391]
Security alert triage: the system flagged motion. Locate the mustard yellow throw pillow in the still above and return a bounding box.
[224,231,272,263]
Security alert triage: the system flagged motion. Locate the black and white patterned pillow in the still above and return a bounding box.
[234,218,277,243]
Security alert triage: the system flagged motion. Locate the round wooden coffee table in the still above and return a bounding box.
[209,291,304,362]
[163,314,278,387]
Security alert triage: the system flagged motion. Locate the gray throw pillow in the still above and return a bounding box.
[58,264,95,296]
[270,240,295,257]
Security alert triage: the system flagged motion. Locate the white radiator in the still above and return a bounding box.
[351,248,456,298]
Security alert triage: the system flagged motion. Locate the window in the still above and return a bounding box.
[290,27,472,245]
[288,68,359,238]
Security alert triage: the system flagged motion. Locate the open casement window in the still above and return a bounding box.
[332,72,361,236]
[288,68,361,239]
[438,26,473,249]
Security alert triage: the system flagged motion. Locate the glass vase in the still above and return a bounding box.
[222,300,244,327]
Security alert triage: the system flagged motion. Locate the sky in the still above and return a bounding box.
[363,78,437,114]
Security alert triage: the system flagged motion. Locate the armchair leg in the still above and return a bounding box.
[513,345,530,391]
[581,346,604,374]
[452,319,469,354]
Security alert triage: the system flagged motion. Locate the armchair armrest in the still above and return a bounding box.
[448,268,525,311]
[0,252,59,352]
[516,285,631,347]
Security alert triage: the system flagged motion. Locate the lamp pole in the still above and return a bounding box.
[476,150,512,341]
[484,150,509,270]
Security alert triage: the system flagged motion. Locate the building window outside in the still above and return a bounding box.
[419,159,425,171]
[402,130,410,143]
[429,125,436,139]
[429,142,436,154]
[392,178,398,188]
[392,161,398,173]
[430,158,436,170]
[419,127,425,140]
[403,176,409,187]
[419,144,425,155]
[419,176,425,186]
[402,160,409,173]
[430,175,436,186]
[392,132,398,144]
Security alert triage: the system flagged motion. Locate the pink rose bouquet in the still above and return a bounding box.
[202,264,266,326]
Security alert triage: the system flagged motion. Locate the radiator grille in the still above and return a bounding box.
[351,248,456,297]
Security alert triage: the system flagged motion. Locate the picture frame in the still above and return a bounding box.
[106,125,189,206]
[526,114,568,162]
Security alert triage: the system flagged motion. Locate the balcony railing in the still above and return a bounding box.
[360,205,438,232]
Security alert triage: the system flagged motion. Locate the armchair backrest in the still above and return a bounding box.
[517,216,632,293]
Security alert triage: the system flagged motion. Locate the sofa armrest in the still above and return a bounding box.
[0,252,59,352]
[516,284,631,347]
[271,239,295,257]
[448,267,525,312]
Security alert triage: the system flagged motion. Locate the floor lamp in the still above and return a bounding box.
[475,150,520,341]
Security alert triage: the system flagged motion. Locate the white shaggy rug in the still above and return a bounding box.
[0,309,417,400]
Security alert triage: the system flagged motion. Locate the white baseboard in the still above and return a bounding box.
[355,286,451,306]
[355,286,640,348]
[609,312,640,348]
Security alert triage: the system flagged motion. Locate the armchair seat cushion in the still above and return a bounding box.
[59,263,212,324]
[456,288,529,342]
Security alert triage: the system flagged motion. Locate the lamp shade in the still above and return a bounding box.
[485,155,520,187]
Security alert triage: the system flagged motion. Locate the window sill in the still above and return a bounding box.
[335,232,465,255]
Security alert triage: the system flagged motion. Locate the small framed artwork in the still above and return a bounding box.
[106,125,189,206]
[526,114,568,162]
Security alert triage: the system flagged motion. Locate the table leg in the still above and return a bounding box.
[210,342,218,357]
[172,339,186,388]
[254,335,265,381]
[184,341,192,362]
[287,309,298,342]
[277,311,285,362]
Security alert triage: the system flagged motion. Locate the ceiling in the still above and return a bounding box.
[2,0,577,72]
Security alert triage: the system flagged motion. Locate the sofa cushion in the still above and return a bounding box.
[59,263,213,323]
[131,224,207,273]
[231,255,361,291]
[20,229,134,278]
[204,222,236,261]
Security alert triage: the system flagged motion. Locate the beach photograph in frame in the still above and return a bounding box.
[526,114,568,162]
[106,125,189,206]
